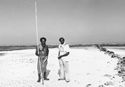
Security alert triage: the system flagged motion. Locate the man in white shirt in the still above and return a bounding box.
[58,37,70,82]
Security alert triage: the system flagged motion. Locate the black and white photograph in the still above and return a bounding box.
[0,0,125,87]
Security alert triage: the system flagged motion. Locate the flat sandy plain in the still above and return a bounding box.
[0,46,125,87]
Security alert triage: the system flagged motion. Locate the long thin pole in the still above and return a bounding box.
[35,1,45,85]
[35,0,39,45]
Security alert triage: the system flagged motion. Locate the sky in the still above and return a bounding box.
[0,0,125,45]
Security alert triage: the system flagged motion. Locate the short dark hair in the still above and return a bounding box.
[59,37,65,42]
[40,37,46,42]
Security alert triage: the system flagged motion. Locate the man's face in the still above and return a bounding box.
[41,39,46,47]
[60,39,65,44]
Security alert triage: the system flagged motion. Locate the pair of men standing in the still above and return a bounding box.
[35,37,70,83]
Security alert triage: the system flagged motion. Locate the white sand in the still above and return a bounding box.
[0,47,125,87]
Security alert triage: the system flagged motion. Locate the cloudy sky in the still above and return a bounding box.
[0,0,125,45]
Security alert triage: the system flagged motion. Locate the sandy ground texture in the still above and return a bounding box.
[0,47,125,87]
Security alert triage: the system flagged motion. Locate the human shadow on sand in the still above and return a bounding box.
[46,69,51,78]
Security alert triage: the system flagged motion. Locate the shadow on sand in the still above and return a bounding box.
[46,69,51,78]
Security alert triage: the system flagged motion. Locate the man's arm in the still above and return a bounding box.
[35,46,39,56]
[43,46,49,63]
[43,56,48,63]
[58,52,70,59]
[58,50,60,57]
[46,46,49,56]
[58,45,61,59]
[58,44,70,59]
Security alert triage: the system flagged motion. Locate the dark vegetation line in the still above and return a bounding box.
[0,44,125,51]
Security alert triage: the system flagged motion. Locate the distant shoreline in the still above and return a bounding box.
[0,44,125,51]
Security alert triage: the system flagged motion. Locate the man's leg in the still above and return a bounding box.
[37,58,41,82]
[58,59,65,80]
[41,63,45,84]
[44,61,49,80]
[64,61,70,82]
[37,73,41,82]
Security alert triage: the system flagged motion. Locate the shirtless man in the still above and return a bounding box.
[35,37,49,83]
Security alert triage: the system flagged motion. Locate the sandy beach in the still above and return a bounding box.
[0,47,125,87]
